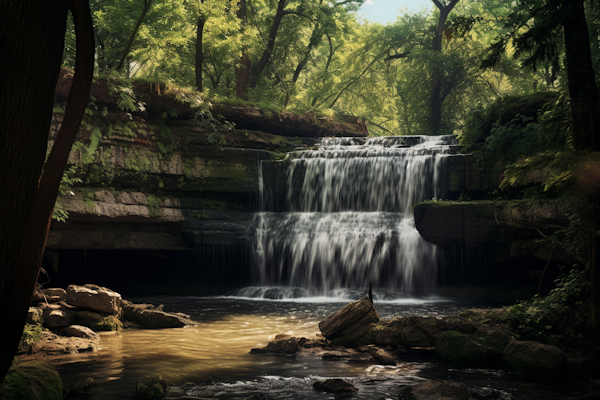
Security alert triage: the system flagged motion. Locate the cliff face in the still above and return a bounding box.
[48,70,367,256]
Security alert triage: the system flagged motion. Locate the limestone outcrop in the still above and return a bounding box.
[414,200,570,260]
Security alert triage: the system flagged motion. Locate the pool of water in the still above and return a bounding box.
[51,294,577,399]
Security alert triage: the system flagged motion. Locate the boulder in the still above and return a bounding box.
[66,284,121,314]
[502,340,567,378]
[41,305,74,329]
[398,381,471,400]
[369,347,397,365]
[435,331,498,366]
[27,307,44,325]
[313,379,357,393]
[74,310,104,326]
[32,330,98,355]
[371,315,477,347]
[41,288,67,303]
[318,296,379,341]
[251,338,300,354]
[59,325,98,339]
[128,309,194,329]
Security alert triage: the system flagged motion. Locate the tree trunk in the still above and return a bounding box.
[117,0,153,72]
[562,0,600,152]
[236,0,251,100]
[429,0,459,135]
[562,0,600,330]
[292,23,322,83]
[196,14,206,92]
[249,0,287,89]
[0,0,94,385]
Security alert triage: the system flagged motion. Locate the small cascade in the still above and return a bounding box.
[252,135,456,297]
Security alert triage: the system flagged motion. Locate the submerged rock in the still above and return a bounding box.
[398,381,471,400]
[502,340,567,378]
[435,331,499,366]
[313,378,357,393]
[136,375,167,400]
[251,337,300,354]
[121,300,194,329]
[369,347,397,365]
[318,296,379,342]
[59,325,98,339]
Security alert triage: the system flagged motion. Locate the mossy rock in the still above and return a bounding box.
[136,375,167,400]
[435,331,500,367]
[0,361,64,400]
[91,315,123,331]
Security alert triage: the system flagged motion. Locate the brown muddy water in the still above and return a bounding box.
[50,294,578,399]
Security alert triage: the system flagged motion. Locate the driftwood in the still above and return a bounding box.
[319,296,379,341]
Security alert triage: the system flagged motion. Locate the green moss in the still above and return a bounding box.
[146,194,162,217]
[84,197,95,214]
[0,361,64,400]
[21,324,43,347]
[91,315,123,331]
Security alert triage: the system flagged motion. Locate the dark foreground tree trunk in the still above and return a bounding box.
[562,0,600,152]
[562,0,600,330]
[0,0,94,386]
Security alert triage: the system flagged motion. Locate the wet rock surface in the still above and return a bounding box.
[318,296,379,342]
[313,378,358,393]
[21,284,196,357]
[399,381,471,400]
[371,315,477,347]
[502,340,567,378]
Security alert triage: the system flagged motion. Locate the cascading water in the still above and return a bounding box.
[250,135,456,298]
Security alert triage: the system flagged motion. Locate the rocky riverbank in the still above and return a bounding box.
[21,284,196,358]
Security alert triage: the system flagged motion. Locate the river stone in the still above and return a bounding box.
[502,340,567,378]
[313,379,357,393]
[319,296,379,341]
[435,331,498,366]
[369,347,396,365]
[59,325,98,339]
[371,315,477,347]
[251,337,300,354]
[42,305,74,329]
[131,309,194,329]
[66,284,121,314]
[41,288,67,303]
[398,381,470,400]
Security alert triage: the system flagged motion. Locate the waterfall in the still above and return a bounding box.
[252,135,455,297]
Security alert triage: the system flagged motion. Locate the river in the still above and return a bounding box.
[51,293,576,399]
